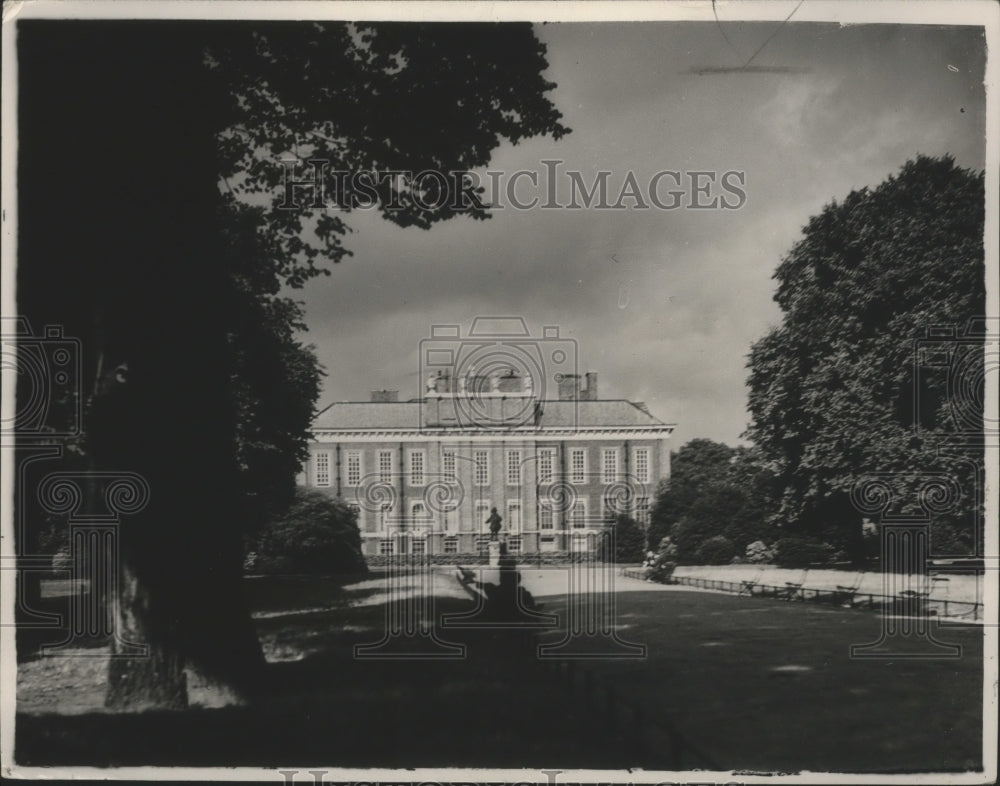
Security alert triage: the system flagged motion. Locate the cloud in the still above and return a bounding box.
[297,21,987,449]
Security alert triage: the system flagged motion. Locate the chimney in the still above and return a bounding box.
[497,369,522,394]
[434,372,452,394]
[558,373,581,401]
[584,372,598,401]
[370,389,399,402]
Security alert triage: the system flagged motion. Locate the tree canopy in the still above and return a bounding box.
[649,439,778,563]
[745,155,985,556]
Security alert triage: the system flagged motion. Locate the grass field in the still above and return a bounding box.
[15,567,984,773]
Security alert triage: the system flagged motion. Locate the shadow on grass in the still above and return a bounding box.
[15,582,986,772]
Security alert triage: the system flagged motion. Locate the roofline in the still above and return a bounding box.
[317,397,666,408]
[309,425,676,442]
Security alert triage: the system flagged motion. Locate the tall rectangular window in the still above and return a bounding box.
[475,500,491,527]
[443,450,456,480]
[474,450,489,486]
[346,451,362,487]
[507,500,522,533]
[634,448,650,484]
[538,448,555,484]
[315,452,331,487]
[506,450,522,486]
[602,448,619,484]
[571,448,587,484]
[409,450,425,486]
[378,450,393,483]
[539,502,554,530]
[571,498,588,529]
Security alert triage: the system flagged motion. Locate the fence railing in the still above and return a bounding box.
[620,569,983,622]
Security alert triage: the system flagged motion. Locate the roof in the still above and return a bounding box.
[312,398,671,432]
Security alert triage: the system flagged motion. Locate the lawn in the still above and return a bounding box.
[15,567,984,774]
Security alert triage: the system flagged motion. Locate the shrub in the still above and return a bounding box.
[745,539,774,564]
[773,536,833,568]
[247,488,367,575]
[696,535,735,565]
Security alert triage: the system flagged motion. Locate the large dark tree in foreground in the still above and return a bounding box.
[745,156,985,561]
[17,20,567,708]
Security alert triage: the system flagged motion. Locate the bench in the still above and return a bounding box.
[774,582,803,601]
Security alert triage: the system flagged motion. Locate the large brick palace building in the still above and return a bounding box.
[301,371,674,557]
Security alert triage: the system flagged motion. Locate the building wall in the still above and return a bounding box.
[302,435,667,556]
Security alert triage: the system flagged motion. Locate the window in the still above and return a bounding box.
[409,450,425,486]
[443,450,456,480]
[570,448,587,484]
[411,502,429,521]
[507,500,522,533]
[315,452,331,487]
[635,496,651,526]
[411,539,426,556]
[379,539,394,556]
[571,498,588,529]
[378,450,394,483]
[346,451,362,487]
[474,450,489,486]
[571,533,590,552]
[602,448,619,484]
[506,450,522,487]
[475,500,491,525]
[444,537,458,554]
[539,503,554,531]
[634,448,651,484]
[538,448,555,484]
[508,537,522,555]
[380,502,392,530]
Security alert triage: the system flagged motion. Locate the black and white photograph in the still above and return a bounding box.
[1,1,997,782]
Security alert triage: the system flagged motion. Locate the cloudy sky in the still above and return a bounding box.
[295,19,986,447]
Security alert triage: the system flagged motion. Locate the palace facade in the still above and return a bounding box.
[300,372,674,556]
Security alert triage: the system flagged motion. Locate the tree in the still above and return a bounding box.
[648,439,735,546]
[648,439,777,561]
[745,156,985,561]
[17,20,568,708]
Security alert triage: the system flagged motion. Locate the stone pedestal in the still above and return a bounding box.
[488,540,501,567]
